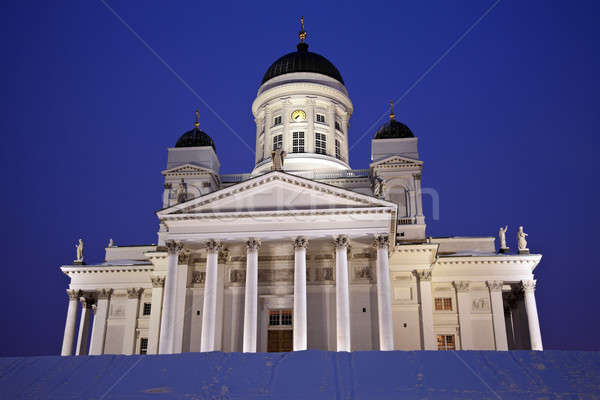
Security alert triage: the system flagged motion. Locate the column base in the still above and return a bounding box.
[73,261,86,265]
[498,248,510,254]
[518,249,530,255]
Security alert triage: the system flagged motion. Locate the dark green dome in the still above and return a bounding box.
[374,120,414,139]
[262,43,344,85]
[175,127,215,149]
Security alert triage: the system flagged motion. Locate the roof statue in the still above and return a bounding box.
[271,147,286,171]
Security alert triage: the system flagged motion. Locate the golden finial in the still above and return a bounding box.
[298,16,307,43]
[194,109,199,128]
[389,101,395,120]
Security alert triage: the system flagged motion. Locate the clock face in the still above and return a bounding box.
[291,110,307,121]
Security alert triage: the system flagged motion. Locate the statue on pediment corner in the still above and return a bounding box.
[75,239,84,263]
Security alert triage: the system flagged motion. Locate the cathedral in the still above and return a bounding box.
[59,20,543,356]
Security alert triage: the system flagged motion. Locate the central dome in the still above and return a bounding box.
[262,42,344,85]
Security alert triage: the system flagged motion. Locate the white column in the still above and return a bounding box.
[293,237,308,351]
[75,297,92,356]
[147,277,165,355]
[201,240,221,352]
[89,289,111,355]
[522,280,543,350]
[159,240,182,354]
[416,270,436,350]
[374,235,394,351]
[173,250,190,353]
[61,289,80,356]
[122,288,142,355]
[487,281,508,350]
[454,281,473,350]
[335,235,351,352]
[243,239,261,352]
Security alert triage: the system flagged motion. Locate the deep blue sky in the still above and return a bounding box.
[1,1,598,356]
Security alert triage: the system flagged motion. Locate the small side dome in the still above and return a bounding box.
[374,101,415,139]
[175,110,215,150]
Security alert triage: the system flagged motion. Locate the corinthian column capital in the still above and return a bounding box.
[334,235,349,249]
[487,280,503,292]
[97,288,113,300]
[453,281,470,293]
[294,237,308,249]
[246,238,261,251]
[151,276,165,288]
[521,279,536,293]
[166,240,184,255]
[373,235,389,249]
[66,289,81,300]
[206,239,222,253]
[127,288,143,299]
[414,269,432,281]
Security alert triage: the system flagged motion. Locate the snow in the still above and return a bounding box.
[0,350,598,399]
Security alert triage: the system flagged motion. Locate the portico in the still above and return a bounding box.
[154,171,398,352]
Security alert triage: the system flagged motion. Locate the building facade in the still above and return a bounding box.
[59,24,543,356]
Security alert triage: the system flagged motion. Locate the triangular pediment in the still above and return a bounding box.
[370,155,423,169]
[161,163,215,176]
[158,171,396,216]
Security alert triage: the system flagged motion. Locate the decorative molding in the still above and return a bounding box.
[453,281,470,293]
[414,269,432,281]
[316,267,334,282]
[355,266,372,281]
[230,269,245,283]
[294,237,308,249]
[219,248,231,264]
[472,298,490,313]
[373,235,389,249]
[258,269,293,283]
[178,249,191,264]
[206,239,222,253]
[165,240,184,255]
[127,288,143,299]
[334,235,349,249]
[486,280,503,292]
[192,271,206,284]
[521,279,536,292]
[151,276,165,288]
[66,289,81,300]
[97,288,113,299]
[246,238,261,251]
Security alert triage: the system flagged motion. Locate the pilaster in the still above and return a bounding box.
[454,281,473,350]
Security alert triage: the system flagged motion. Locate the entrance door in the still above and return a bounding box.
[267,309,293,352]
[267,330,293,352]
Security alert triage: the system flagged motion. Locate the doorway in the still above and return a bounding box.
[267,309,293,352]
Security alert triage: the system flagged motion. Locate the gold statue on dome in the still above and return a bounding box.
[298,16,307,43]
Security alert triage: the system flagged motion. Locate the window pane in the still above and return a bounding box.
[269,311,280,326]
[434,298,443,311]
[281,310,292,325]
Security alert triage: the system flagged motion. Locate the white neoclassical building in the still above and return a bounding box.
[59,23,543,356]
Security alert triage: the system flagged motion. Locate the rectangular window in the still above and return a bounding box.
[281,310,292,325]
[142,303,152,316]
[272,134,282,151]
[316,114,326,123]
[292,131,305,153]
[335,139,341,160]
[140,338,148,355]
[315,133,327,155]
[269,310,280,326]
[273,115,282,126]
[434,297,452,311]
[437,335,456,350]
[335,121,341,131]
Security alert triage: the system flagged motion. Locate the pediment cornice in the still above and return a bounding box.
[157,171,397,217]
